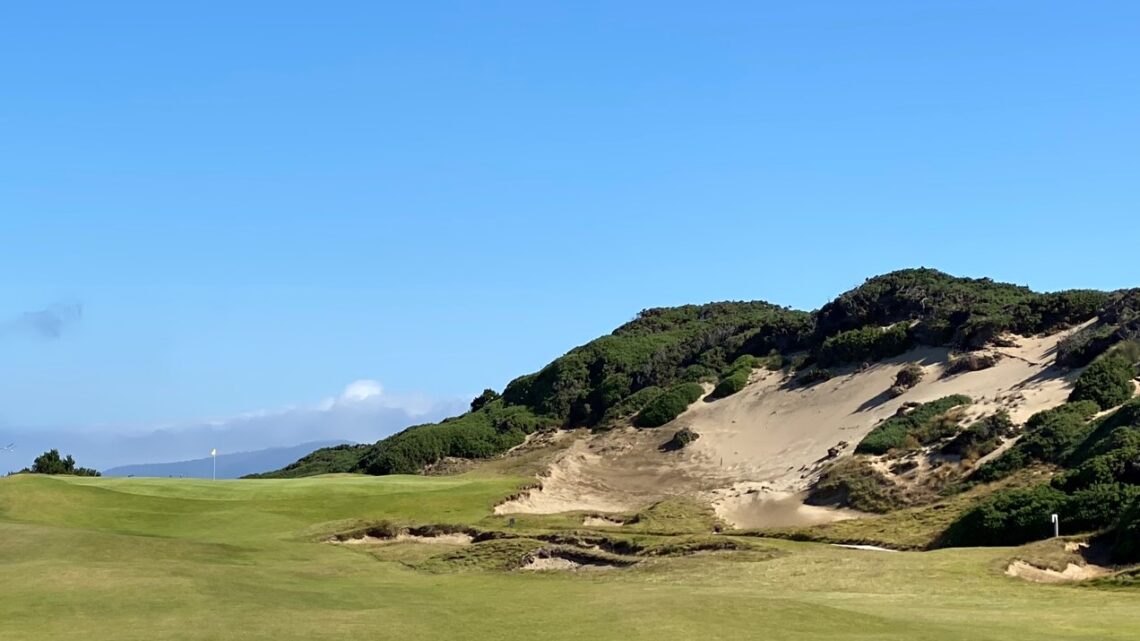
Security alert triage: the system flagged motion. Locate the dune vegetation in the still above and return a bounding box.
[260,270,1131,480]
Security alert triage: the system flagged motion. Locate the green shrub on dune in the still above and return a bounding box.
[359,401,555,475]
[634,383,705,428]
[945,399,1140,548]
[1069,355,1137,410]
[855,396,972,455]
[794,368,833,386]
[680,364,717,383]
[1056,289,1140,367]
[501,302,812,421]
[711,368,750,399]
[1112,498,1140,563]
[816,322,912,367]
[1010,289,1110,335]
[894,364,925,390]
[940,412,1014,460]
[601,386,665,425]
[244,444,370,479]
[709,355,766,399]
[939,484,1069,547]
[971,402,1099,483]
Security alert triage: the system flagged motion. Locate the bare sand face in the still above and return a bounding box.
[492,421,727,515]
[496,326,1087,529]
[706,486,862,529]
[1005,561,1110,583]
[333,533,474,546]
[520,556,583,571]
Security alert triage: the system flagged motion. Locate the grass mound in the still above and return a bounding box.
[807,457,905,513]
[417,538,547,572]
[624,497,725,534]
[1006,538,1093,573]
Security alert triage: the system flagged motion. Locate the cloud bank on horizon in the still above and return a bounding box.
[0,379,467,474]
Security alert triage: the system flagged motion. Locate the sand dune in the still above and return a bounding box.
[496,326,1087,527]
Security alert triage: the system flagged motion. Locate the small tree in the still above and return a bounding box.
[469,388,501,412]
[895,364,925,389]
[26,449,100,476]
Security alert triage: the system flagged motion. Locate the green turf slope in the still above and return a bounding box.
[1,473,1138,641]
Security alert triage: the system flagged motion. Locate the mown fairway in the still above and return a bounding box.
[1,473,1137,641]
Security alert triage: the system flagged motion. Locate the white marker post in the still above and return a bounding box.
[1051,513,1060,538]
[211,448,217,481]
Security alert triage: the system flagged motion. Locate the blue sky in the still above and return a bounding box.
[2,2,1139,464]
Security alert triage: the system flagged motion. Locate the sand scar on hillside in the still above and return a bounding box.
[496,326,1087,528]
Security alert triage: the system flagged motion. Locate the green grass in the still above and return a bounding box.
[2,473,1140,641]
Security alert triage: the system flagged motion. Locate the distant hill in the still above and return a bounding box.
[103,441,351,479]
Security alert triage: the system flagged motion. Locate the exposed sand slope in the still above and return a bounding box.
[497,327,1087,528]
[1005,561,1110,583]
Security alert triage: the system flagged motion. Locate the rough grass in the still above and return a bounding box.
[807,457,907,513]
[3,472,1140,641]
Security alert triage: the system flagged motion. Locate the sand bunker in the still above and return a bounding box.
[832,544,898,552]
[1005,561,1110,583]
[519,550,626,571]
[333,533,473,546]
[520,556,585,571]
[496,327,1086,529]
